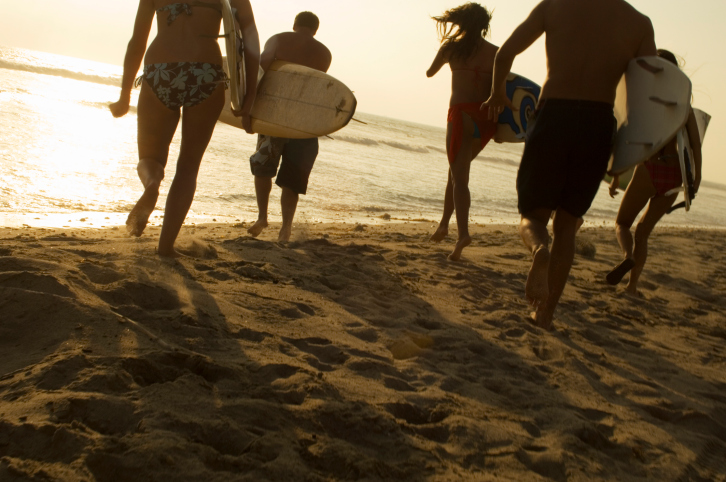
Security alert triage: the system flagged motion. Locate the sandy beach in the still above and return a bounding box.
[1,221,725,481]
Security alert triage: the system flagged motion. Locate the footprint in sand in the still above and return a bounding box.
[283,337,349,368]
[95,281,181,311]
[0,272,76,298]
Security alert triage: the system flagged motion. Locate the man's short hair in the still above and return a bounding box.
[294,11,320,32]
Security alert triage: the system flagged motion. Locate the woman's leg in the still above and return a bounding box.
[431,123,455,242]
[607,165,655,284]
[626,192,678,293]
[448,113,477,261]
[430,166,454,242]
[129,84,181,236]
[158,84,225,257]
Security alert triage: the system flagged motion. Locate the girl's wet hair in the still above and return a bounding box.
[433,3,492,61]
[657,49,679,67]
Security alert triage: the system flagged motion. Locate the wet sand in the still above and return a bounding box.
[1,222,725,481]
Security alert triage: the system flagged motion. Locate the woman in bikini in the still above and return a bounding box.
[427,3,498,261]
[110,0,259,257]
[607,49,702,293]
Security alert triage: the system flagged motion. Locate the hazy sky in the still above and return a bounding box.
[2,0,725,183]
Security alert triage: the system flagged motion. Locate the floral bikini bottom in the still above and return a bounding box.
[135,62,227,110]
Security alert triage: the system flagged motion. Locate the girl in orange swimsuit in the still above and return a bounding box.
[426,3,498,261]
[110,1,260,257]
[607,50,702,293]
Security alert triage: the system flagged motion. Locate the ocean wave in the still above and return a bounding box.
[478,156,519,168]
[360,206,389,213]
[0,59,121,88]
[425,145,446,154]
[214,193,257,203]
[324,135,430,154]
[326,135,379,146]
[702,180,726,192]
[380,141,429,154]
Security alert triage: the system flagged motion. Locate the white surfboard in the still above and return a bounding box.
[609,56,692,174]
[494,73,541,143]
[668,108,711,211]
[218,61,357,138]
[220,0,244,112]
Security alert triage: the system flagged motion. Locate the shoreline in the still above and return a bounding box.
[3,217,726,233]
[1,223,725,480]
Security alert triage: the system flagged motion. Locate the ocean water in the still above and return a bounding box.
[1,46,725,230]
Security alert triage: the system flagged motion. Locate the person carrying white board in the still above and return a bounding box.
[482,0,657,330]
[426,3,499,262]
[606,51,703,294]
[110,0,260,258]
[245,12,332,243]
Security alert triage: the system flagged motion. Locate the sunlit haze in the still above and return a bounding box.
[2,0,725,184]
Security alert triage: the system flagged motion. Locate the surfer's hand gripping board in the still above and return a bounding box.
[493,73,541,144]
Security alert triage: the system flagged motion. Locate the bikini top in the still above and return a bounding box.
[451,67,492,82]
[157,1,222,26]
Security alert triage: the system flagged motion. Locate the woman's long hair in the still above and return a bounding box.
[433,3,492,61]
[657,49,679,67]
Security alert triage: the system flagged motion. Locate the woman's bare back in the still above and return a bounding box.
[448,39,498,105]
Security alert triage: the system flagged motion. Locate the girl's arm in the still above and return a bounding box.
[110,0,155,118]
[426,46,448,78]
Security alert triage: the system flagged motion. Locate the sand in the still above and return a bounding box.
[1,222,725,481]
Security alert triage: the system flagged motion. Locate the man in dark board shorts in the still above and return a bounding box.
[246,11,332,242]
[482,0,656,329]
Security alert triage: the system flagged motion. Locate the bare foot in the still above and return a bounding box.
[157,247,184,259]
[526,246,550,308]
[624,285,644,298]
[429,226,448,243]
[126,187,159,237]
[529,311,554,331]
[247,219,268,237]
[278,224,292,243]
[448,235,471,261]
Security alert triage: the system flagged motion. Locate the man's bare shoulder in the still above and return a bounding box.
[607,0,652,26]
[317,40,332,59]
[273,32,297,43]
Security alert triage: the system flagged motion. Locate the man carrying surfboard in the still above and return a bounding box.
[481,0,656,329]
[246,12,332,242]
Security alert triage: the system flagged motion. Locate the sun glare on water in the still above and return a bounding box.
[17,75,140,211]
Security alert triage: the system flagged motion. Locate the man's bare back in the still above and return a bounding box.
[541,0,656,103]
[486,0,656,113]
[260,12,331,75]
